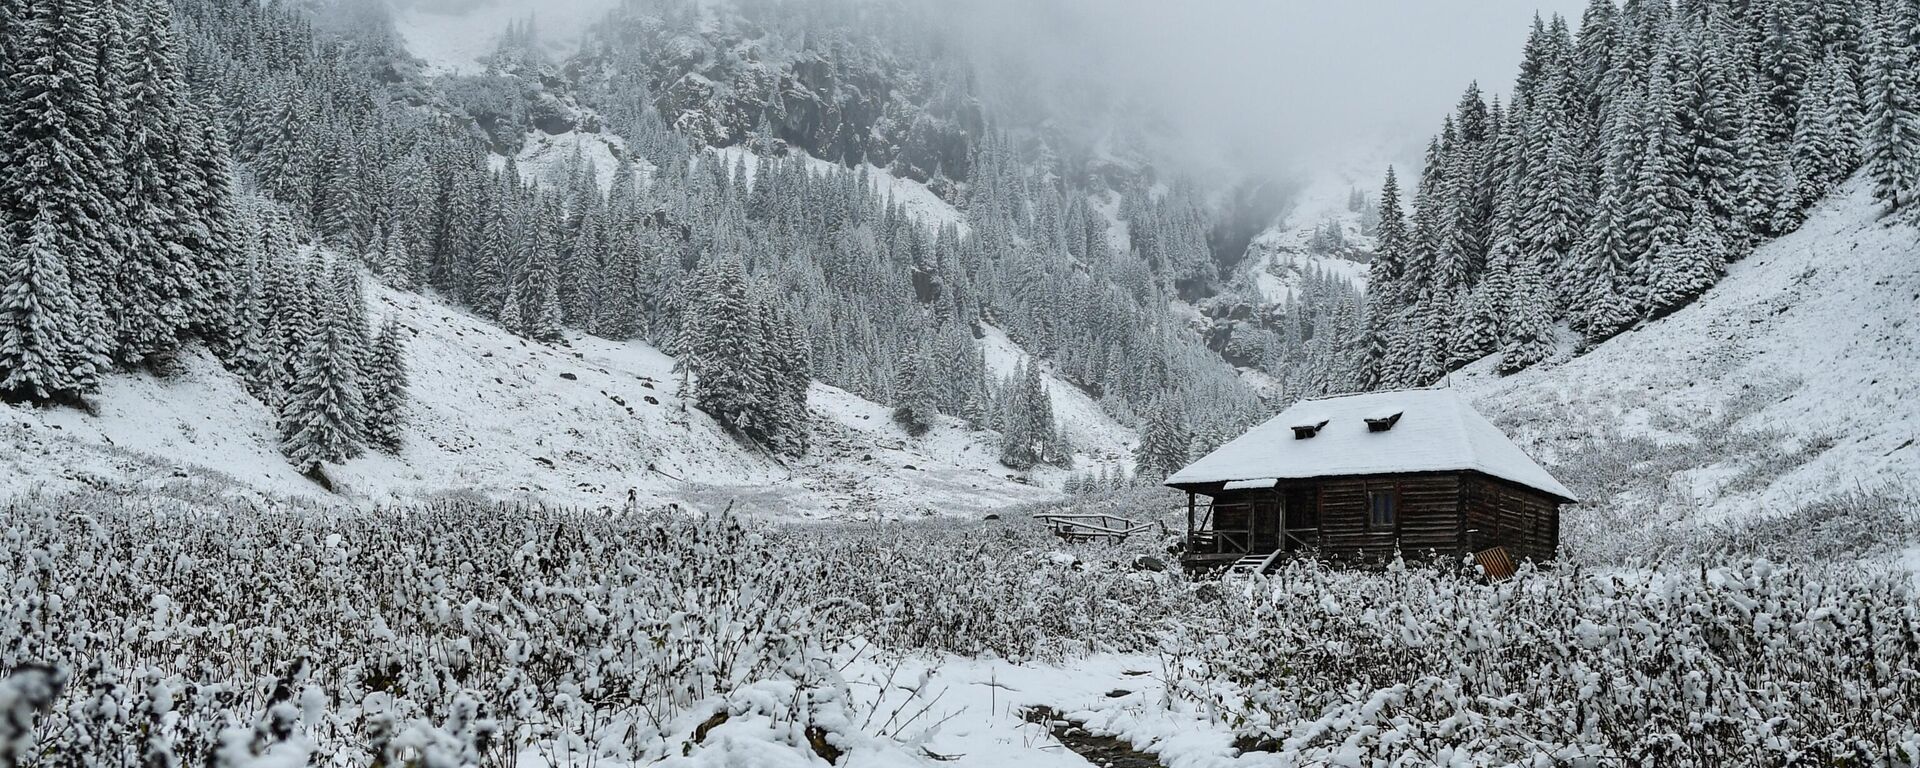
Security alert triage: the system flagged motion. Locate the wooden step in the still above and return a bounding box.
[1226,549,1283,575]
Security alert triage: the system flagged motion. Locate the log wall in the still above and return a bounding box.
[1189,471,1563,564]
[1461,473,1561,562]
[1317,474,1463,559]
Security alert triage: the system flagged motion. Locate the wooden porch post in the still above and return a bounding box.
[1277,488,1288,552]
[1186,492,1195,544]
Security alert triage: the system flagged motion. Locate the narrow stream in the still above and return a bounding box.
[1022,705,1166,768]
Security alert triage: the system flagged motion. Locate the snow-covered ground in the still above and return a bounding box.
[1461,176,1920,522]
[0,284,1070,519]
[838,652,1170,768]
[834,649,1311,768]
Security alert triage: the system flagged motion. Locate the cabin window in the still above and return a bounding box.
[1368,489,1397,529]
[1292,420,1329,440]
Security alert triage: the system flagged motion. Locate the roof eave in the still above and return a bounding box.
[1168,468,1579,504]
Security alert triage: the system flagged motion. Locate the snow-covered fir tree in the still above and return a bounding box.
[1133,399,1191,482]
[1365,0,1907,384]
[279,257,369,473]
[995,361,1070,471]
[892,349,939,436]
[1865,0,1920,218]
[362,318,409,454]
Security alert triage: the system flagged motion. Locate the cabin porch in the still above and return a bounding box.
[1180,483,1322,571]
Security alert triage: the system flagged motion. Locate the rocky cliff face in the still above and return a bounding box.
[589,3,983,183]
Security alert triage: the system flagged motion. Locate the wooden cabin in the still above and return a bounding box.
[1164,389,1577,572]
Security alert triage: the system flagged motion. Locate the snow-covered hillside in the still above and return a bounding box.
[0,285,1075,518]
[1237,161,1378,303]
[392,0,617,76]
[1462,177,1919,523]
[495,128,646,191]
[714,145,969,234]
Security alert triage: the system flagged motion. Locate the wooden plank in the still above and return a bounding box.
[1473,546,1518,581]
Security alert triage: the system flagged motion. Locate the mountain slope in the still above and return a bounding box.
[0,282,1080,518]
[1235,163,1375,304]
[1461,177,1919,527]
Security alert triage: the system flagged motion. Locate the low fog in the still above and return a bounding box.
[395,0,1587,182]
[951,0,1590,181]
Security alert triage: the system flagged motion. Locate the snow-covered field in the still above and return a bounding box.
[8,493,1915,767]
[1462,177,1920,524]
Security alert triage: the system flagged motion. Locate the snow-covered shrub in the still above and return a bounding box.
[0,492,1200,764]
[0,496,843,764]
[1694,488,1920,561]
[1167,558,1920,765]
[784,512,1192,661]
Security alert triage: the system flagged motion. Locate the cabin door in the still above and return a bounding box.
[1282,487,1319,548]
[1250,497,1282,553]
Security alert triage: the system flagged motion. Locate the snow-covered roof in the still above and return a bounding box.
[1165,389,1578,502]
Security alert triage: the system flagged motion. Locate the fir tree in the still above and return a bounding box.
[378,220,418,289]
[1453,275,1503,367]
[0,0,116,400]
[0,0,15,87]
[752,289,811,456]
[1572,182,1641,341]
[997,361,1066,470]
[252,77,311,215]
[181,97,242,352]
[1498,251,1555,374]
[1133,398,1190,481]
[1673,18,1743,230]
[331,260,374,425]
[506,197,565,343]
[279,268,366,473]
[1790,53,1863,207]
[362,318,409,454]
[1734,76,1798,237]
[682,257,758,434]
[892,347,938,436]
[0,211,85,400]
[1865,0,1920,217]
[111,0,198,368]
[467,190,511,320]
[1647,203,1728,314]
[1628,51,1694,319]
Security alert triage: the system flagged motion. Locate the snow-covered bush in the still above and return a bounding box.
[1165,558,1920,766]
[785,515,1191,661]
[0,496,851,764]
[0,492,1194,764]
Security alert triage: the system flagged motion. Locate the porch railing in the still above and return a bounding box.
[1183,498,1317,557]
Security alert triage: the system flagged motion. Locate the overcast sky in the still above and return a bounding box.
[951,0,1592,178]
[405,0,1593,180]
